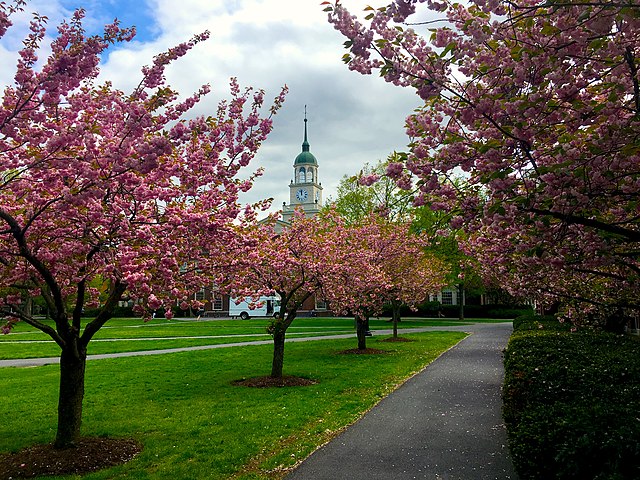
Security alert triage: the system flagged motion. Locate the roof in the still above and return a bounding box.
[294,150,317,165]
[294,115,318,166]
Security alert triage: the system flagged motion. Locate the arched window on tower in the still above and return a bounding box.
[298,167,306,183]
[308,168,314,182]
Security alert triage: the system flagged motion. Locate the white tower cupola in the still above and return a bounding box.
[282,108,323,223]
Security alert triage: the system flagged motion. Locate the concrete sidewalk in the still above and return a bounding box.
[0,334,349,368]
[286,322,517,480]
[0,326,469,368]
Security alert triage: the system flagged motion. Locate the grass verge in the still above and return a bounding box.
[1,331,466,479]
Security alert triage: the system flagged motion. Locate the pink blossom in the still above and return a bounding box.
[327,0,640,320]
[385,162,404,179]
[358,174,380,186]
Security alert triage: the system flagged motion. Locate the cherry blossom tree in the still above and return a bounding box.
[375,220,448,337]
[331,159,474,321]
[326,1,640,329]
[321,219,387,350]
[220,211,332,379]
[324,215,447,347]
[0,5,285,448]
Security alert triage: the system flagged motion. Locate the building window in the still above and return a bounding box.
[298,167,306,183]
[195,289,206,301]
[441,290,453,305]
[212,295,223,311]
[308,168,314,182]
[315,298,328,310]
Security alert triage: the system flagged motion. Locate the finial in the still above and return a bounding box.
[302,106,310,152]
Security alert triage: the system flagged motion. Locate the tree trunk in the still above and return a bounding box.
[268,299,299,379]
[457,283,465,321]
[55,348,86,449]
[271,327,286,378]
[24,296,33,317]
[356,316,367,350]
[392,301,400,338]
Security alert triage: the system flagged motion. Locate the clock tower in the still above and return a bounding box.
[281,111,323,223]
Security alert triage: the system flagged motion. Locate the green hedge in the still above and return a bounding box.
[511,313,572,331]
[503,315,640,479]
[382,302,533,319]
[468,304,533,319]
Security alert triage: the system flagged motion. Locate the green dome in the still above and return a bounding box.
[293,115,318,166]
[294,150,317,165]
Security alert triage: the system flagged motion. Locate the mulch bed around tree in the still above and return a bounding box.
[0,437,142,479]
[338,348,387,354]
[232,375,318,388]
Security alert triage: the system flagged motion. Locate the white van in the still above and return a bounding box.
[229,296,280,320]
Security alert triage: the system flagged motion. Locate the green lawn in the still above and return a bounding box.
[0,332,467,479]
[0,316,490,360]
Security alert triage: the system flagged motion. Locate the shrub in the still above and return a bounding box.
[512,313,570,331]
[381,302,533,319]
[503,316,640,479]
[469,304,533,319]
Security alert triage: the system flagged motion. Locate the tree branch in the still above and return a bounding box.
[80,280,127,346]
[527,207,640,241]
[2,307,65,347]
[0,208,67,318]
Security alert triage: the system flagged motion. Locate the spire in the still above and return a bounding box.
[294,105,317,166]
[302,105,310,152]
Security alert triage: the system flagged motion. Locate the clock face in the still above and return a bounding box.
[296,188,308,202]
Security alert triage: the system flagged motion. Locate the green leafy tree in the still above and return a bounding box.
[327,155,415,224]
[413,205,483,320]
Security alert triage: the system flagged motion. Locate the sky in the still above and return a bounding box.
[0,0,425,215]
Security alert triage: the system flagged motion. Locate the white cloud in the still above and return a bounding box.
[2,0,421,214]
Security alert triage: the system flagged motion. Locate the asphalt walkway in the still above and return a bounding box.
[286,322,518,480]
